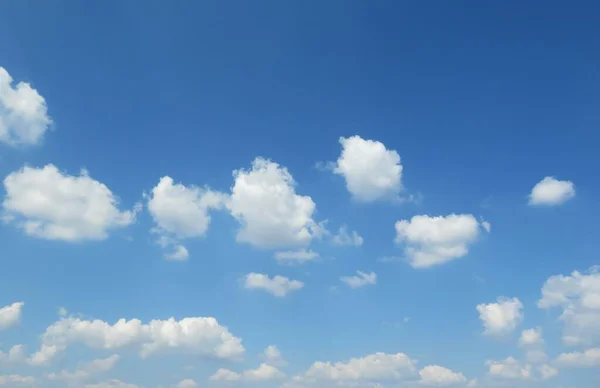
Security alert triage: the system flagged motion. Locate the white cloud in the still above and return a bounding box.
[261,345,287,367]
[537,267,600,346]
[210,363,286,382]
[0,345,25,363]
[243,273,304,297]
[332,136,403,202]
[3,165,138,241]
[176,379,198,388]
[528,176,575,206]
[395,214,488,269]
[228,158,323,249]
[331,226,363,247]
[85,380,138,388]
[519,328,543,347]
[274,249,319,265]
[537,364,558,380]
[418,365,467,386]
[476,297,523,336]
[340,271,377,289]
[147,176,227,259]
[28,314,244,366]
[466,378,479,387]
[48,354,119,384]
[555,348,600,368]
[486,357,531,379]
[0,374,35,386]
[0,67,51,146]
[0,302,23,330]
[288,352,418,385]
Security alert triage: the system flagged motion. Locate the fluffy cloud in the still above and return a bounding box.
[28,314,244,365]
[537,266,600,346]
[0,345,25,363]
[519,328,543,347]
[476,297,523,336]
[0,302,23,330]
[486,357,531,379]
[176,379,198,388]
[555,348,600,368]
[85,380,138,388]
[289,352,418,385]
[228,158,323,249]
[418,365,467,386]
[340,271,377,289]
[528,176,575,206]
[243,273,304,297]
[537,364,558,380]
[0,67,51,146]
[332,136,403,202]
[395,214,488,268]
[210,363,286,382]
[0,374,35,386]
[274,249,319,265]
[48,354,119,384]
[147,176,227,259]
[331,226,364,247]
[3,165,138,241]
[262,345,287,367]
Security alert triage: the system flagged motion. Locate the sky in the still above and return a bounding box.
[0,1,599,387]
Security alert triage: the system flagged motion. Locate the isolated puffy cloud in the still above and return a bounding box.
[0,67,51,146]
[0,344,25,363]
[537,267,600,346]
[418,365,467,386]
[340,271,377,289]
[289,352,418,385]
[28,315,244,365]
[210,363,286,382]
[147,176,227,259]
[262,345,287,367]
[85,380,138,388]
[395,214,488,269]
[0,302,23,330]
[48,354,119,384]
[176,379,198,388]
[476,297,523,336]
[528,176,575,206]
[228,158,323,249]
[555,348,600,368]
[243,273,304,297]
[519,328,543,347]
[331,226,364,247]
[486,357,531,379]
[0,374,35,386]
[332,136,403,202]
[537,364,558,380]
[3,165,138,241]
[274,249,319,265]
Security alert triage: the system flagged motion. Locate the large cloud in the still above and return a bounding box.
[228,158,323,248]
[476,297,523,336]
[332,136,403,202]
[395,214,489,268]
[528,176,575,206]
[3,165,138,241]
[0,302,23,330]
[0,67,51,146]
[537,266,600,346]
[555,348,600,368]
[243,273,304,297]
[28,314,244,366]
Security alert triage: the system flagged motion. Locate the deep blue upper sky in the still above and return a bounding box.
[0,1,599,387]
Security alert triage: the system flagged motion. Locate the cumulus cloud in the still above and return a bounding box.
[476,297,523,336]
[261,345,287,367]
[332,136,403,202]
[176,379,198,388]
[274,249,319,265]
[555,348,600,368]
[528,176,575,206]
[0,302,23,330]
[0,374,36,386]
[228,158,323,249]
[3,165,138,241]
[48,354,119,384]
[0,345,25,363]
[243,273,304,297]
[486,357,531,379]
[147,176,227,259]
[340,271,377,289]
[537,266,600,346]
[418,365,467,386]
[210,363,286,382]
[0,67,51,146]
[395,214,489,269]
[28,314,244,366]
[519,328,543,347]
[331,225,363,247]
[537,364,558,380]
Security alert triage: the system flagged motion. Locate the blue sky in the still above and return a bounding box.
[1,1,599,387]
